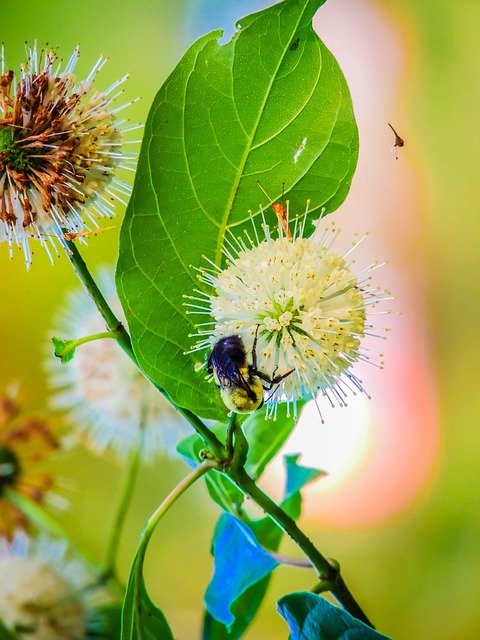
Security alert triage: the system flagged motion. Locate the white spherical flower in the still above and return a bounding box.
[0,533,107,640]
[46,268,188,461]
[0,43,140,268]
[187,210,391,418]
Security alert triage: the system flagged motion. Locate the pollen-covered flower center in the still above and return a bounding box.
[0,446,20,492]
[0,45,135,268]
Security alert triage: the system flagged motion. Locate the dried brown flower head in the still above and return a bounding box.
[0,44,138,267]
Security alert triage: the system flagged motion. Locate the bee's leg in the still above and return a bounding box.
[256,367,294,390]
[271,368,295,385]
[256,369,274,390]
[251,324,261,369]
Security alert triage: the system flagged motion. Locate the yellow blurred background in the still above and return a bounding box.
[1,0,479,638]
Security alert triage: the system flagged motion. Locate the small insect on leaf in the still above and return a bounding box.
[256,181,292,239]
[289,38,300,52]
[388,122,404,160]
[63,225,116,241]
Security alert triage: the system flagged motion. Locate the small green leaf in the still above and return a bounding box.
[277,592,392,640]
[202,576,271,640]
[121,551,174,640]
[284,453,326,500]
[51,336,76,363]
[116,0,358,420]
[4,489,67,539]
[0,618,20,640]
[204,514,279,628]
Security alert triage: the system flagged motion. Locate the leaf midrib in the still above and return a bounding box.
[214,2,313,266]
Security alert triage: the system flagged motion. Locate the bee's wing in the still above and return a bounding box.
[213,358,257,401]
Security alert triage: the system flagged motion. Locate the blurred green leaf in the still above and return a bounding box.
[116,0,358,420]
[4,489,68,539]
[51,336,76,363]
[0,619,20,640]
[92,604,122,639]
[277,592,392,640]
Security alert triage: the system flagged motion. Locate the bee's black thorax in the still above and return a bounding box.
[207,335,258,401]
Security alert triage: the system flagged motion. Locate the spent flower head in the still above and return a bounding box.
[0,389,60,540]
[46,268,188,461]
[187,204,392,418]
[0,532,111,639]
[0,43,139,267]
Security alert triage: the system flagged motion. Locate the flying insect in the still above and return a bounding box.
[207,327,294,413]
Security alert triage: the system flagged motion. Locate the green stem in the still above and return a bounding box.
[103,443,142,577]
[63,241,225,459]
[127,460,218,638]
[230,468,373,628]
[132,459,218,584]
[57,331,117,359]
[225,413,236,458]
[64,240,135,355]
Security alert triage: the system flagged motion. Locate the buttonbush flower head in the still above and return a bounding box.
[46,268,188,461]
[0,532,111,639]
[0,43,139,267]
[0,390,60,540]
[187,206,391,418]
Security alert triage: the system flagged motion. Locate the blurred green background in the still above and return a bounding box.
[1,0,479,638]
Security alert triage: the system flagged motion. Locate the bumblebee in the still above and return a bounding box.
[207,328,294,414]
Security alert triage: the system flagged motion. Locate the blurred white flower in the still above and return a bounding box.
[0,43,139,268]
[0,533,108,640]
[46,268,188,461]
[187,208,391,417]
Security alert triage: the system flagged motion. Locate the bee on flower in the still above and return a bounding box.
[0,43,140,268]
[186,202,392,419]
[0,389,60,540]
[0,532,112,639]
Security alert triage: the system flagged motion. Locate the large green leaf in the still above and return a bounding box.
[204,514,280,627]
[116,0,358,419]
